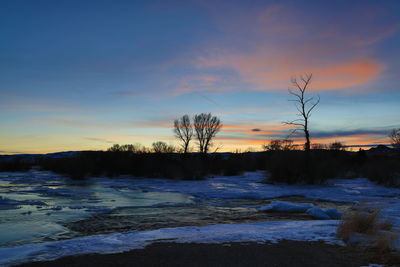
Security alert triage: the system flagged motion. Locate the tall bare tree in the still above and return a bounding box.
[284,74,320,151]
[389,128,400,149]
[173,115,193,153]
[194,113,222,153]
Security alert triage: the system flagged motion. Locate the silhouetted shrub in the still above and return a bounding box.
[360,155,400,187]
[0,158,33,172]
[328,141,346,151]
[152,141,176,153]
[37,151,270,180]
[30,147,400,186]
[262,139,296,151]
[265,150,354,184]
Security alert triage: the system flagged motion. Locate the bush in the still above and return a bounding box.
[31,146,400,187]
[265,150,351,184]
[0,158,33,172]
[262,139,296,151]
[361,155,400,187]
[38,151,269,180]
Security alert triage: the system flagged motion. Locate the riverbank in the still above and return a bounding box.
[16,240,374,267]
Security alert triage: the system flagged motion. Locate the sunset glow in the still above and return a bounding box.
[1,0,399,154]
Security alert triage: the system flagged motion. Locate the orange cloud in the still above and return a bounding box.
[313,60,384,90]
[212,132,389,152]
[192,48,383,92]
[168,3,396,95]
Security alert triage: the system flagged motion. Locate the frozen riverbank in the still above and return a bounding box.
[1,170,399,265]
[0,220,340,266]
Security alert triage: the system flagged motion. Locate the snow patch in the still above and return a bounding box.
[0,220,340,267]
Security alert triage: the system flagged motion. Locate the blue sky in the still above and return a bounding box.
[1,0,400,153]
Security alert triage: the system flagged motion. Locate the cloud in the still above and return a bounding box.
[310,129,390,139]
[213,124,393,150]
[82,137,114,144]
[168,2,397,95]
[193,47,383,92]
[0,150,26,155]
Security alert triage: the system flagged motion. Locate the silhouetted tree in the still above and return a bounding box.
[284,74,320,151]
[173,115,193,153]
[263,139,295,151]
[311,143,327,150]
[389,128,400,149]
[108,144,122,152]
[194,113,222,153]
[328,141,346,151]
[107,143,149,153]
[152,141,176,153]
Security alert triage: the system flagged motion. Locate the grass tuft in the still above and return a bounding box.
[337,209,399,265]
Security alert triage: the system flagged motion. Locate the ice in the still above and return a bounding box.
[1,169,400,264]
[0,196,46,209]
[306,207,331,220]
[259,201,314,212]
[0,220,340,266]
[98,171,400,205]
[259,201,342,220]
[323,208,342,219]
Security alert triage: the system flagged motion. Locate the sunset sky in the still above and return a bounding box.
[1,0,400,154]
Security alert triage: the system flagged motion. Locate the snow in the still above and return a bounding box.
[0,220,340,267]
[1,170,400,265]
[99,171,399,202]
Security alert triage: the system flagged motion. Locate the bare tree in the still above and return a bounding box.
[173,115,193,153]
[107,143,149,153]
[284,74,320,151]
[263,139,295,151]
[389,128,400,149]
[328,141,346,151]
[193,113,222,153]
[152,141,176,153]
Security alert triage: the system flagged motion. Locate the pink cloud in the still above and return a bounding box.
[169,3,397,94]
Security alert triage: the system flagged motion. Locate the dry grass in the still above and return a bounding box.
[337,209,400,265]
[337,210,389,242]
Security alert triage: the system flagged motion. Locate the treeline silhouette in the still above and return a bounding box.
[0,158,32,172]
[37,150,263,180]
[1,146,399,187]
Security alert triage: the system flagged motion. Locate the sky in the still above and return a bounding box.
[1,0,400,154]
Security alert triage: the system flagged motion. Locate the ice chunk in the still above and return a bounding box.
[259,201,314,212]
[306,207,331,220]
[323,208,342,219]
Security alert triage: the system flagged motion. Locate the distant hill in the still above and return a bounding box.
[0,151,84,162]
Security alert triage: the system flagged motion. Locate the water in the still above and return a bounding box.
[0,169,194,246]
[2,169,399,248]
